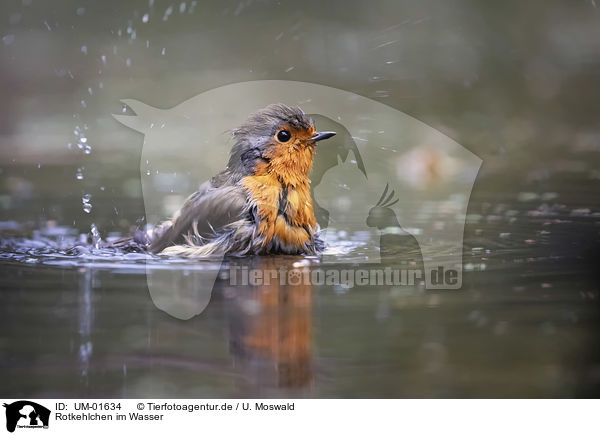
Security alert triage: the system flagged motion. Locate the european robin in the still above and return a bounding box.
[146,104,336,257]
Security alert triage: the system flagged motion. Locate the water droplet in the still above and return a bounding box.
[161,47,166,55]
[2,34,15,46]
[90,223,101,248]
[163,5,173,20]
[81,45,87,54]
[76,168,84,180]
[84,145,91,155]
[142,13,149,23]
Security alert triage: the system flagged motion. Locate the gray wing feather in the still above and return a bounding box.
[149,181,249,253]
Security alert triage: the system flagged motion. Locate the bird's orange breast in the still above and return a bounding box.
[242,174,316,249]
[241,127,318,251]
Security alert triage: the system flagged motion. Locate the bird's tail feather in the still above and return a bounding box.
[161,222,260,258]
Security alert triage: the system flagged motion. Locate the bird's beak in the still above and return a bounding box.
[311,131,336,142]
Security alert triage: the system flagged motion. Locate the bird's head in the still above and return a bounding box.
[228,104,336,185]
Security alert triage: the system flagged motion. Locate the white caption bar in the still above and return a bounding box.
[1,399,597,435]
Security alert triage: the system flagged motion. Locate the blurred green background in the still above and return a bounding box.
[1,0,599,231]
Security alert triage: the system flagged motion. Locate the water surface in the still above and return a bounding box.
[1,179,598,398]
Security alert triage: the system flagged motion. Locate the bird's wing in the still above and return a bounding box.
[149,181,249,253]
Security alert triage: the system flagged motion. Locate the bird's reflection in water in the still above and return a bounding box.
[143,255,313,391]
[222,256,313,390]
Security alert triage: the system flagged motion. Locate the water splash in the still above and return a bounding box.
[82,193,92,213]
[90,224,102,250]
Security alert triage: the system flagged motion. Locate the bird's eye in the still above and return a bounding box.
[277,130,291,142]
